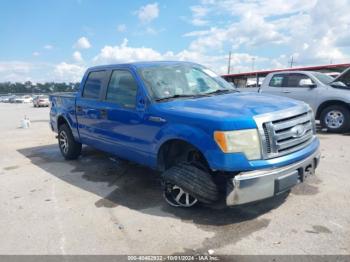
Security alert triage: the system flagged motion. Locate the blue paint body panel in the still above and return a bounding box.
[49,61,320,172]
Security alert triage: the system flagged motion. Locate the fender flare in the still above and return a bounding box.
[154,124,217,168]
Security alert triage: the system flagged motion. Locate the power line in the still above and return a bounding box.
[289,56,295,68]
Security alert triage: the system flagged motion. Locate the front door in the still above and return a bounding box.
[282,73,317,110]
[96,69,158,166]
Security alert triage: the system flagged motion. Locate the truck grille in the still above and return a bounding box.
[254,106,316,159]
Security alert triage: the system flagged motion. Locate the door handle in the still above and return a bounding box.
[76,106,83,112]
[100,109,108,119]
[282,91,291,93]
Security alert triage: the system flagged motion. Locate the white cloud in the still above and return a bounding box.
[32,52,40,57]
[73,51,83,62]
[94,38,162,63]
[0,61,33,74]
[186,12,287,53]
[92,38,263,75]
[200,0,317,18]
[135,3,159,23]
[44,44,53,50]
[183,0,350,68]
[54,62,85,82]
[0,61,51,82]
[0,60,86,83]
[190,5,209,26]
[74,36,91,49]
[117,24,127,32]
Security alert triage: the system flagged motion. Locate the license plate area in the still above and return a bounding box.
[274,171,299,195]
[274,161,315,195]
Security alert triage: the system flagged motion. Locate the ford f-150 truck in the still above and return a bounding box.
[50,61,320,208]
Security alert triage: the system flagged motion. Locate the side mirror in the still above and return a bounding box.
[299,78,316,88]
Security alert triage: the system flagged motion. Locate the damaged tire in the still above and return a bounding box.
[162,163,219,207]
[58,124,82,160]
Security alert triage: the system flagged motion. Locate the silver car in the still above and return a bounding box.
[239,69,350,133]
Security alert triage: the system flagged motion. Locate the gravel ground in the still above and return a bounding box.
[0,103,349,255]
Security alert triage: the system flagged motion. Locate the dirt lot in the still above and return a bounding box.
[0,103,349,255]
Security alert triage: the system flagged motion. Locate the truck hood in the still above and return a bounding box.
[330,67,350,89]
[154,92,304,130]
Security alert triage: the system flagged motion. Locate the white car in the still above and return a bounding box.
[33,95,50,107]
[15,95,33,103]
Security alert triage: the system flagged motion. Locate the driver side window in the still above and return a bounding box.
[105,70,138,108]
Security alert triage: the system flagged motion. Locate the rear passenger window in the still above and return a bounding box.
[106,70,138,108]
[83,71,105,99]
[269,74,285,87]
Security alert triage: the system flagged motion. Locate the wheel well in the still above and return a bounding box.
[316,100,350,119]
[57,116,69,129]
[157,139,209,172]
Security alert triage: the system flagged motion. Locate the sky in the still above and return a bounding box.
[1,0,350,83]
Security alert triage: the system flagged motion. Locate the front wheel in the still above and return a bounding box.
[58,124,82,160]
[320,105,350,133]
[161,163,219,207]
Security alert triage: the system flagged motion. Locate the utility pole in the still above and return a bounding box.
[227,51,232,74]
[289,56,294,68]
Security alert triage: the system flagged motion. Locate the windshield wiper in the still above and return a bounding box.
[205,89,237,95]
[155,94,198,102]
[155,89,237,102]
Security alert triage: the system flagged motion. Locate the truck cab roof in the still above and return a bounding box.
[87,61,200,72]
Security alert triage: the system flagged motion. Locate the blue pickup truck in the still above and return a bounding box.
[50,61,320,208]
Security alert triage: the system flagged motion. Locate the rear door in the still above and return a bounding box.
[75,70,109,147]
[282,73,317,109]
[262,73,288,97]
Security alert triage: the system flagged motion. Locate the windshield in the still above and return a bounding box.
[139,64,235,100]
[311,72,334,84]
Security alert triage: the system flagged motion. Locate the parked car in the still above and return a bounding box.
[14,96,24,103]
[0,96,11,103]
[14,95,33,103]
[237,70,350,133]
[33,95,50,107]
[8,95,17,103]
[50,61,320,208]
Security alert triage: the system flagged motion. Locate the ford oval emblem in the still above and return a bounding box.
[291,124,306,138]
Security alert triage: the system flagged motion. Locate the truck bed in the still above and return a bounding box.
[49,92,78,138]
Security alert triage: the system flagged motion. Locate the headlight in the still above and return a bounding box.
[214,129,262,160]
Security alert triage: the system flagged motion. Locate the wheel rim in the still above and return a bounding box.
[325,110,344,129]
[59,131,69,154]
[163,183,198,207]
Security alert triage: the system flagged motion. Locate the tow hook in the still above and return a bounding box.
[303,164,314,181]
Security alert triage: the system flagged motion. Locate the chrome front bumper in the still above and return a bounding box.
[226,150,321,206]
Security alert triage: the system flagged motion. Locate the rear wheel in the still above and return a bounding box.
[320,105,350,133]
[58,124,82,160]
[161,162,219,207]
